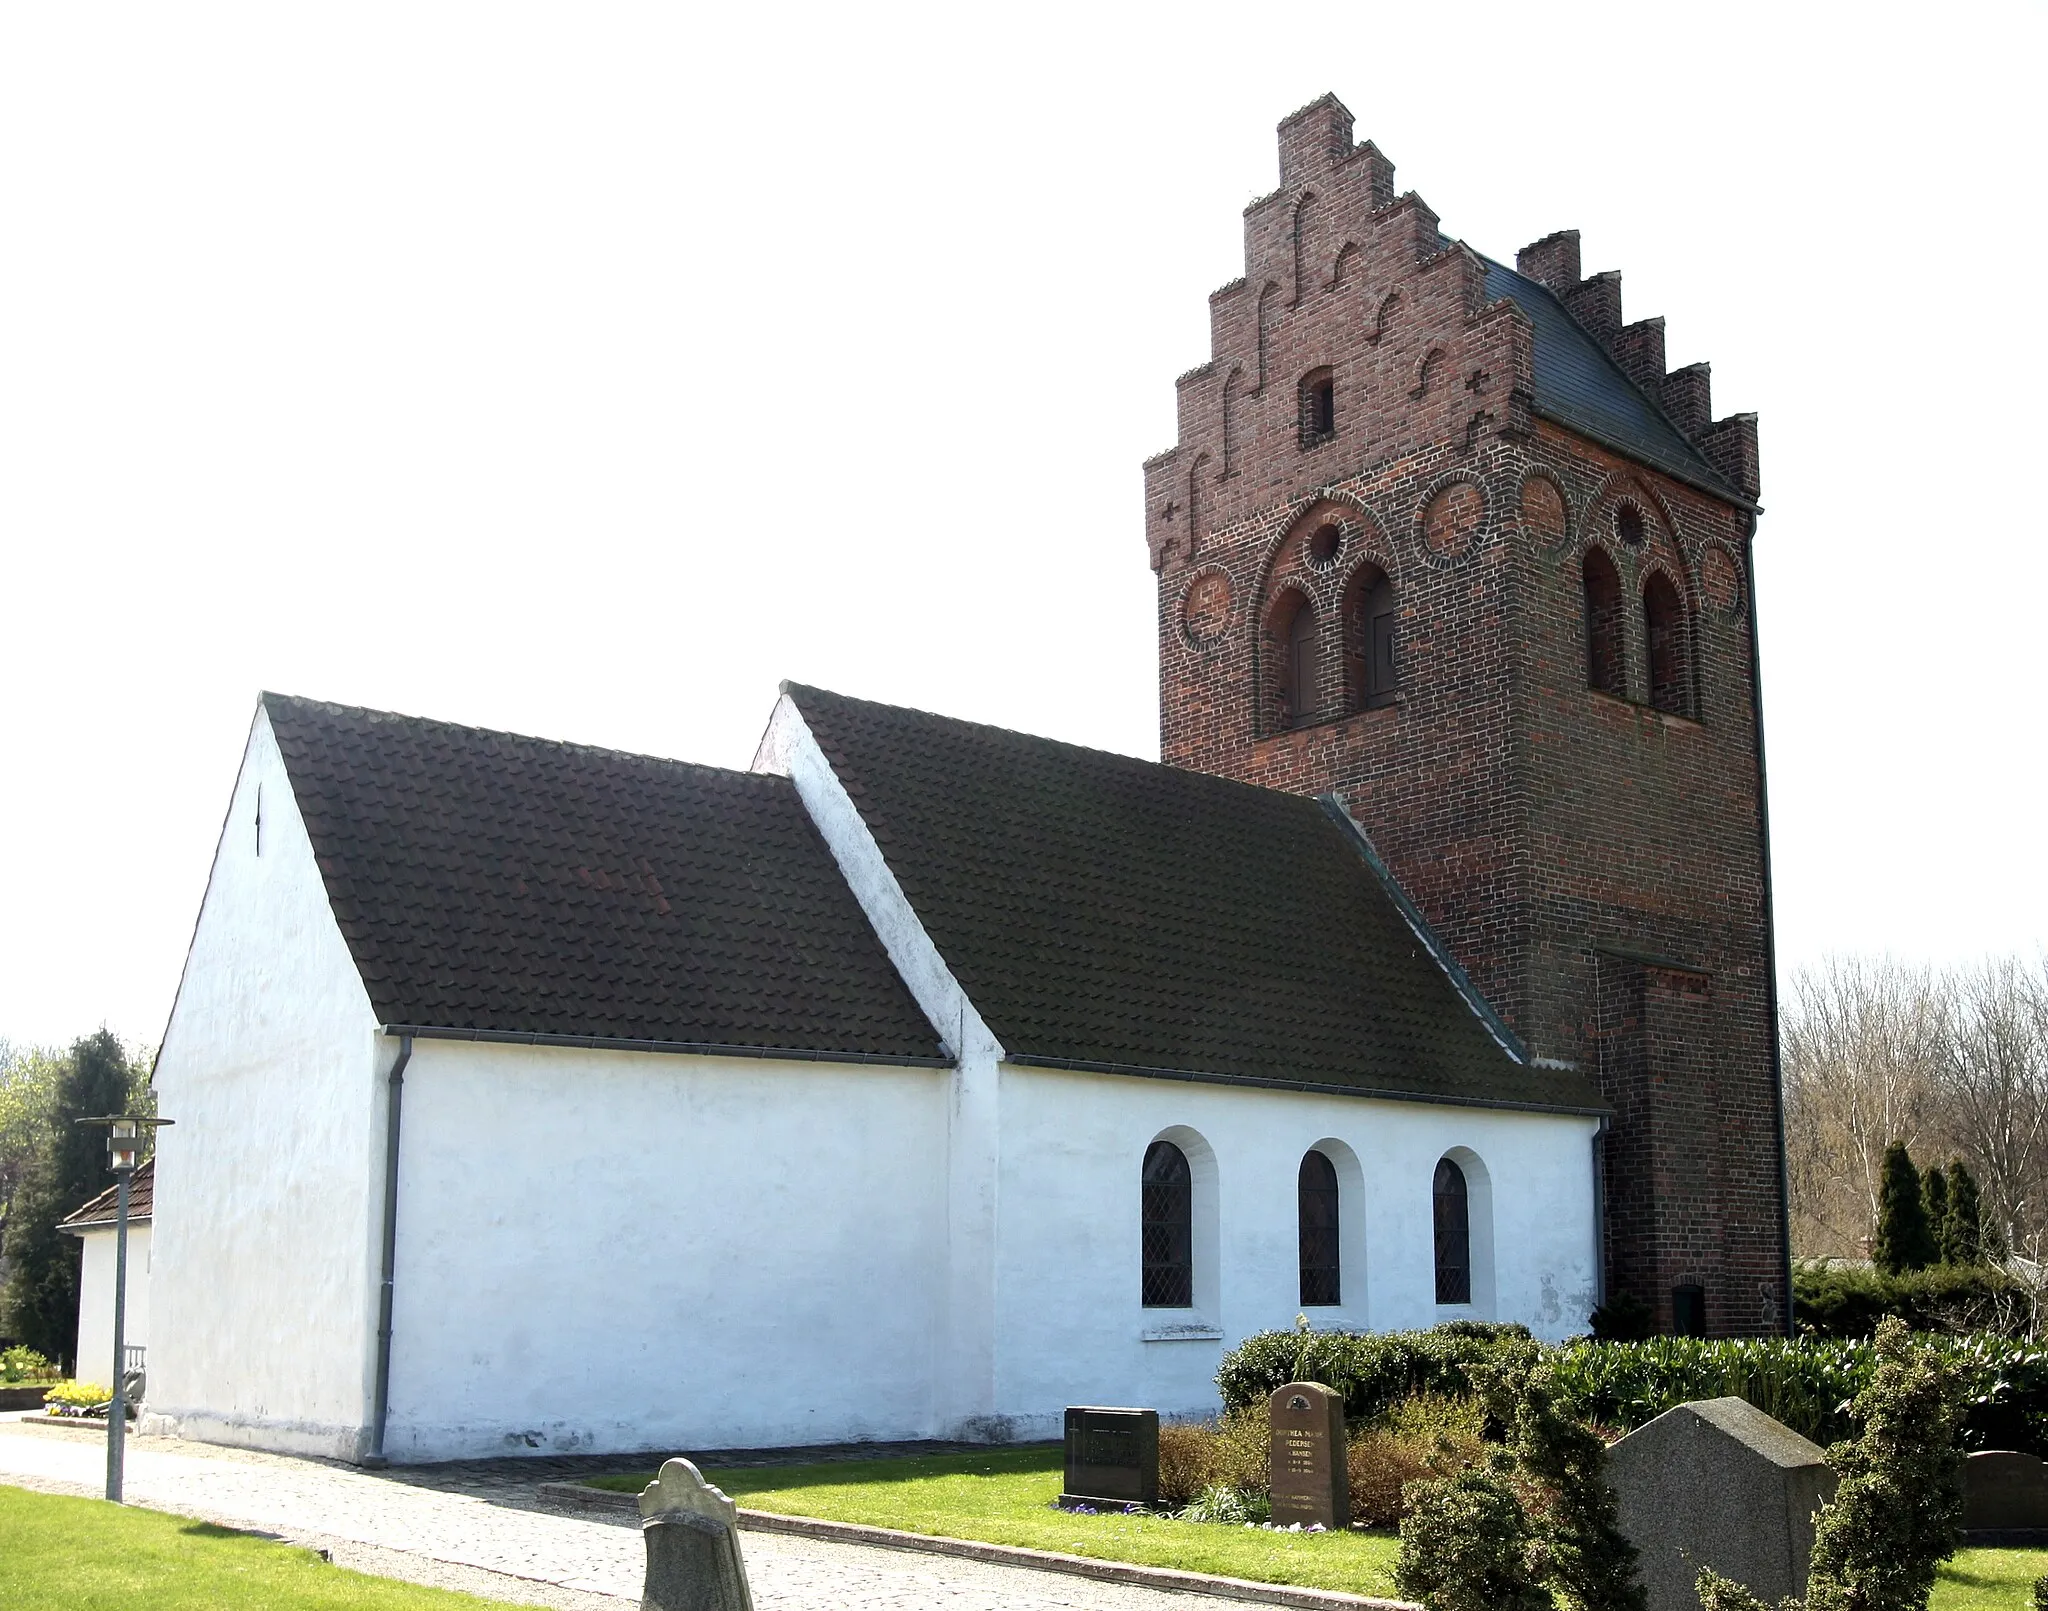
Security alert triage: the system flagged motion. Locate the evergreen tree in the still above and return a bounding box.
[0,1031,147,1368]
[1873,1141,1938,1275]
[1945,1162,1985,1268]
[1923,1165,1950,1263]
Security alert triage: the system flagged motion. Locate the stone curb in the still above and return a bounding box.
[534,1482,1417,1610]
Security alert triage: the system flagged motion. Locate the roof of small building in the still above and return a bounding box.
[1480,254,1740,503]
[60,1158,153,1231]
[261,694,947,1064]
[787,685,1605,1114]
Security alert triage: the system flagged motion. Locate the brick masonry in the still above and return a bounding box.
[1144,95,1788,1337]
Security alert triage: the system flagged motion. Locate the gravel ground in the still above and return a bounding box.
[0,1413,1215,1610]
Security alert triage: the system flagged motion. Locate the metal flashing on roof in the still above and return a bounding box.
[381,1023,955,1069]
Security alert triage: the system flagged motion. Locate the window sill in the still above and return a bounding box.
[1139,1321,1225,1343]
[1587,688,1702,730]
[1263,697,1402,740]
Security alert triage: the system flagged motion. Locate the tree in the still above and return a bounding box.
[1933,957,2048,1263]
[1923,1165,1950,1261]
[1874,1142,1938,1275]
[1944,1162,1985,1267]
[0,1043,64,1281]
[0,1031,150,1368]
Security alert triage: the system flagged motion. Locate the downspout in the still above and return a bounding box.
[1591,1115,1610,1314]
[362,1033,412,1467]
[1743,511,1796,1337]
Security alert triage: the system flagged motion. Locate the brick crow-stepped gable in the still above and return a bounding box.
[1143,94,1787,1337]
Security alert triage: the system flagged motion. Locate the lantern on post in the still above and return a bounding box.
[75,1113,173,1503]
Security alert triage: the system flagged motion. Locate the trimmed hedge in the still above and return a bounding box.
[1215,1325,2048,1455]
[1793,1259,2030,1338]
[1214,1322,1533,1421]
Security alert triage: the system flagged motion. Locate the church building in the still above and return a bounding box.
[141,96,1785,1465]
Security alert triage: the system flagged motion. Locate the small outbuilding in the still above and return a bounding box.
[1606,1395,1836,1611]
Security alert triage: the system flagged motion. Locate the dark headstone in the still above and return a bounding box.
[638,1458,754,1611]
[1607,1397,1836,1611]
[1964,1450,2048,1545]
[1268,1380,1347,1529]
[1060,1406,1159,1510]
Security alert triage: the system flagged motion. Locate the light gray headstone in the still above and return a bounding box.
[638,1458,754,1611]
[1606,1396,1837,1611]
[1963,1449,2048,1544]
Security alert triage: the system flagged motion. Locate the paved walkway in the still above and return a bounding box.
[0,1415,1204,1610]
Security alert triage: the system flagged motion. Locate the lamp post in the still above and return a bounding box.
[76,1113,172,1503]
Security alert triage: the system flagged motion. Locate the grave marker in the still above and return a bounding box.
[1060,1406,1159,1510]
[638,1457,755,1611]
[1268,1380,1347,1529]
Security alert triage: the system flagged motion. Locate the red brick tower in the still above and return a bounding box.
[1145,95,1788,1337]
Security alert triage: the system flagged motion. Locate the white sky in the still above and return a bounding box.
[2,3,2043,1051]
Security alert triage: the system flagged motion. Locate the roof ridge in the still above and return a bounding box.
[260,691,778,790]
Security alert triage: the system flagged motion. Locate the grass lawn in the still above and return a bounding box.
[591,1446,2048,1607]
[594,1445,1405,1595]
[0,1484,539,1611]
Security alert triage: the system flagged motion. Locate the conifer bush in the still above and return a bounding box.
[1874,1141,1940,1274]
[1395,1460,1550,1611]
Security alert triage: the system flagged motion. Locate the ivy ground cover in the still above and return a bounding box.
[0,1485,543,1611]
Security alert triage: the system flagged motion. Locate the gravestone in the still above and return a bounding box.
[1963,1450,2048,1545]
[1060,1406,1159,1510]
[1268,1380,1347,1529]
[638,1457,755,1611]
[1606,1396,1836,1611]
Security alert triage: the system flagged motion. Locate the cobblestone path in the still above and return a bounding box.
[0,1416,1208,1611]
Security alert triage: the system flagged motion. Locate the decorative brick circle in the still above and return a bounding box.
[1519,476,1567,548]
[1181,569,1234,647]
[1420,481,1486,560]
[1699,542,1744,618]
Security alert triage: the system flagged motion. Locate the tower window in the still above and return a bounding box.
[1344,564,1397,711]
[1583,548,1626,698]
[1141,1141,1193,1308]
[1433,1157,1471,1305]
[1615,503,1647,547]
[1672,1283,1706,1337]
[1299,369,1336,450]
[1274,595,1320,728]
[1642,571,1690,717]
[1298,1150,1341,1307]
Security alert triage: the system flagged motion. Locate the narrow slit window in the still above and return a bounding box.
[1298,369,1336,450]
[1345,566,1397,710]
[1276,595,1320,729]
[1298,1151,1341,1306]
[1583,548,1626,698]
[1433,1157,1471,1305]
[1141,1141,1193,1308]
[1642,572,1690,716]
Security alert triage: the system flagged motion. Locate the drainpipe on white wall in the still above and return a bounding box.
[362,1033,412,1468]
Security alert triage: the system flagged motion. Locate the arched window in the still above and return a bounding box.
[1344,564,1397,710]
[1582,548,1626,698]
[1273,594,1320,729]
[1141,1141,1193,1307]
[1642,571,1690,716]
[1299,368,1336,450]
[1298,1150,1341,1306]
[1433,1157,1471,1305]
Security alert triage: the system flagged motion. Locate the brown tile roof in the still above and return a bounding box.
[262,694,946,1064]
[788,685,1605,1114]
[61,1159,153,1229]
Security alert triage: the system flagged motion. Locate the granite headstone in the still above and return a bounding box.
[1061,1406,1159,1510]
[1607,1396,1836,1611]
[1268,1381,1347,1529]
[638,1457,755,1611]
[1963,1450,2048,1546]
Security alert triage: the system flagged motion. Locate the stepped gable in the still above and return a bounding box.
[786,682,1604,1114]
[261,693,946,1063]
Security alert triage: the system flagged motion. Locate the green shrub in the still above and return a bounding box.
[1154,1409,1276,1508]
[1177,1483,1271,1525]
[1395,1461,1550,1611]
[1794,1258,2029,1339]
[1216,1323,1533,1422]
[42,1379,112,1415]
[1,1345,54,1383]
[1348,1394,1487,1528]
[1587,1293,1656,1342]
[1875,1141,1940,1275]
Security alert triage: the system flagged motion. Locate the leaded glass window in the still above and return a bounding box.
[1433,1157,1471,1305]
[1141,1141,1193,1308]
[1298,1150,1341,1306]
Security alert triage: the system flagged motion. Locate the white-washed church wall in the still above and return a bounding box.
[72,1222,150,1394]
[144,707,387,1459]
[988,1064,1602,1437]
[377,1037,951,1462]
